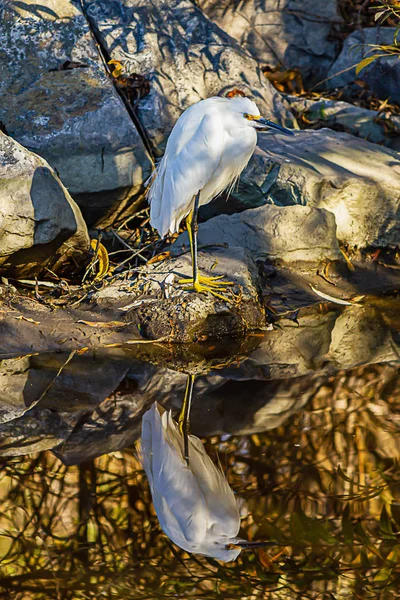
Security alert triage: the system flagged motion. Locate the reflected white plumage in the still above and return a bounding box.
[148,95,294,300]
[141,402,242,562]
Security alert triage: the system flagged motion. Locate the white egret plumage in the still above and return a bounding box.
[148,94,294,300]
[140,401,272,562]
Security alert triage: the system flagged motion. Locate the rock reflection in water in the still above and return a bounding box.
[0,300,398,461]
[0,300,400,596]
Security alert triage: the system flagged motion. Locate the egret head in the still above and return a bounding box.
[225,95,294,136]
[207,536,275,562]
[243,111,295,135]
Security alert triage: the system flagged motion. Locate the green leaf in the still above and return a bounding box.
[374,10,387,21]
[374,566,393,584]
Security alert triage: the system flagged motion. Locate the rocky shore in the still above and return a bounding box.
[0,0,399,349]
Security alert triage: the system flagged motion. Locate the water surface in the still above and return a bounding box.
[1,299,400,598]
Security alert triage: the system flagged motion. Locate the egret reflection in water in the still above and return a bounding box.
[140,396,270,562]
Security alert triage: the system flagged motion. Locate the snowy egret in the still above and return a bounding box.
[148,95,294,300]
[141,401,272,561]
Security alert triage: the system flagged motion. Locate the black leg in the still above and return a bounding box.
[178,373,195,465]
[191,191,200,285]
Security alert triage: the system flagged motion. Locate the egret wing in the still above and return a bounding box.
[149,110,223,236]
[141,404,208,548]
[187,435,241,539]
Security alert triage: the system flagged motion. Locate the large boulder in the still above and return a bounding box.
[0,0,153,225]
[326,28,400,103]
[0,133,89,276]
[237,129,400,248]
[173,203,342,263]
[82,0,296,155]
[198,0,341,84]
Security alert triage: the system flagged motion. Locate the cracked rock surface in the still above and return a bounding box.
[199,0,341,85]
[0,0,152,225]
[82,0,295,155]
[172,203,342,263]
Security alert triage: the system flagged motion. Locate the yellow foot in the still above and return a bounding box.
[178,275,236,302]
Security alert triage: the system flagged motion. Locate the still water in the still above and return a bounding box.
[0,299,400,599]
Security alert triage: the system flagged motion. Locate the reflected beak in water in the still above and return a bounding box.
[227,540,276,550]
[254,117,295,135]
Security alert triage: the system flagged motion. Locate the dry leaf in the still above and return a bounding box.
[258,548,274,569]
[13,315,40,324]
[340,248,356,272]
[147,251,171,264]
[309,284,353,306]
[108,59,124,78]
[91,239,110,281]
[77,320,127,328]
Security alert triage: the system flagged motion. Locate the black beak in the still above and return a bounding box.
[227,540,277,550]
[255,118,295,135]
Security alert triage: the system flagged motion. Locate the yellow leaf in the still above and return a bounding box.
[147,251,171,265]
[374,10,387,21]
[355,55,381,75]
[340,247,355,271]
[90,239,110,281]
[108,59,124,78]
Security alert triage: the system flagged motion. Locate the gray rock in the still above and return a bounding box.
[220,311,338,381]
[0,133,89,276]
[328,304,399,370]
[94,246,266,342]
[326,28,400,102]
[239,128,400,248]
[82,0,296,154]
[0,409,73,457]
[172,203,342,263]
[0,357,31,423]
[284,95,400,151]
[0,348,133,456]
[0,0,152,225]
[189,375,318,436]
[55,364,182,465]
[199,0,341,84]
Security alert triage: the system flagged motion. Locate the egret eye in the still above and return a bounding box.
[244,113,259,121]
